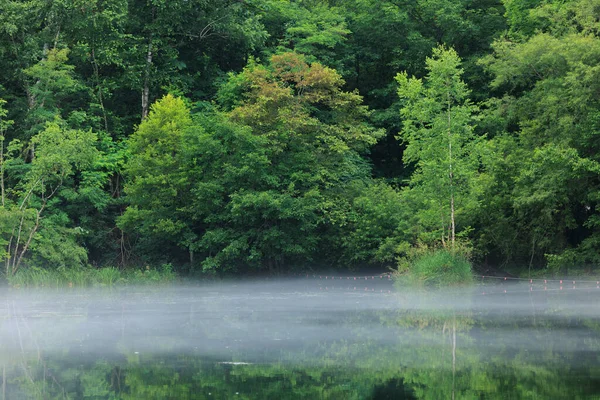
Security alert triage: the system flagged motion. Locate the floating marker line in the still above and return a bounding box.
[479,275,600,284]
[291,272,393,281]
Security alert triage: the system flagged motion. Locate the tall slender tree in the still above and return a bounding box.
[396,46,480,250]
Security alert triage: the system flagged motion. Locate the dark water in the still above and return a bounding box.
[1,277,599,399]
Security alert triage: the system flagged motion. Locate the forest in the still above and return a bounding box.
[0,0,599,278]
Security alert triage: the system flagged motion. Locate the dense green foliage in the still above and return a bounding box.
[0,0,599,276]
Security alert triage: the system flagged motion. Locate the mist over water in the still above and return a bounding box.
[1,277,600,398]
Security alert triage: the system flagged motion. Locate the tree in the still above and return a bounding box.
[0,119,97,276]
[122,0,267,121]
[121,53,384,272]
[0,99,14,206]
[396,46,481,250]
[118,94,197,264]
[476,3,600,269]
[257,0,351,72]
[214,52,384,270]
[23,48,83,136]
[56,0,130,135]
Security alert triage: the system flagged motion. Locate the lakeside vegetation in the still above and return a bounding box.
[7,264,176,288]
[0,0,599,282]
[396,248,474,287]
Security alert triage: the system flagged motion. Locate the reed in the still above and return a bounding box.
[6,264,177,288]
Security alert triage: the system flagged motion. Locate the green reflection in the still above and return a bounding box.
[1,290,600,399]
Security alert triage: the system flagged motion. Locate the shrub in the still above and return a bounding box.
[397,248,473,287]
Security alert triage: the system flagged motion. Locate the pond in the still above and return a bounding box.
[1,276,599,399]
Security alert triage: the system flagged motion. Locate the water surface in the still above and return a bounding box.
[1,277,599,399]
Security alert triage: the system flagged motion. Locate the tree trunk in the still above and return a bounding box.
[447,91,455,251]
[91,47,109,133]
[141,35,153,120]
[529,236,536,278]
[13,208,42,275]
[0,136,4,207]
[120,227,126,269]
[141,2,156,122]
[440,205,447,248]
[450,192,455,249]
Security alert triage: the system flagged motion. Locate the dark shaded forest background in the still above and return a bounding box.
[0,0,598,276]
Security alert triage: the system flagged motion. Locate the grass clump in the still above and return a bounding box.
[396,248,473,287]
[7,264,177,288]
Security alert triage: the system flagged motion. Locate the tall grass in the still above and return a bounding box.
[7,264,177,288]
[396,248,473,287]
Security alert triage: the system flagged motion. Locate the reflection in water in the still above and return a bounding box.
[1,279,600,399]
